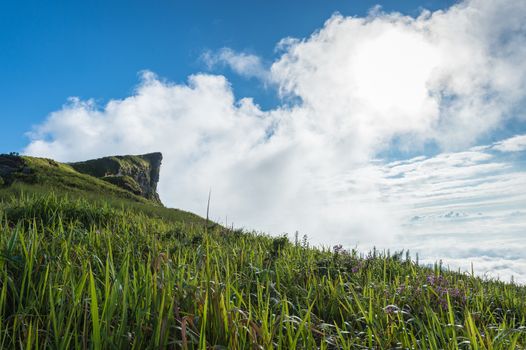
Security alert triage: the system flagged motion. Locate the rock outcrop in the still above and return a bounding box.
[70,153,163,205]
[0,154,32,186]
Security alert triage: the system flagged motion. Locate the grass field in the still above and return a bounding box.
[0,193,525,349]
[0,155,525,349]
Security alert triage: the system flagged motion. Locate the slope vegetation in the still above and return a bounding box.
[0,154,202,224]
[0,154,524,348]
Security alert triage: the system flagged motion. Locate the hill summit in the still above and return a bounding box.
[0,152,164,205]
[69,152,163,204]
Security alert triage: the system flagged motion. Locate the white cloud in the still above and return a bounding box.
[25,0,526,282]
[202,48,268,81]
[270,0,526,151]
[492,134,526,152]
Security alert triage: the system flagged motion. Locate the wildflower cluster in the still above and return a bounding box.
[426,274,467,310]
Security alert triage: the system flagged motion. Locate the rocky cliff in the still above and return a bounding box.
[69,153,163,205]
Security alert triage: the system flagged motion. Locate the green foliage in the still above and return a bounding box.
[0,154,205,226]
[0,156,152,204]
[0,155,167,205]
[0,193,524,349]
[70,155,150,178]
[102,175,142,195]
[0,188,204,227]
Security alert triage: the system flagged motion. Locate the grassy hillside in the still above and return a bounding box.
[0,155,203,225]
[0,156,525,348]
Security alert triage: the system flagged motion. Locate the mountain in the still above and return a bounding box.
[0,152,202,224]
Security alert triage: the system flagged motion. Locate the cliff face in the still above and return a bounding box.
[70,153,163,205]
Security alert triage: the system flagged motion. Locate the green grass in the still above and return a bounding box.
[1,156,146,202]
[0,155,203,225]
[0,154,525,348]
[0,193,525,349]
[2,156,155,205]
[69,154,153,179]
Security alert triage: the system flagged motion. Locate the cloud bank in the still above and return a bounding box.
[25,0,526,281]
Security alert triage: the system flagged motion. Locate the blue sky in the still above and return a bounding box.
[2,0,456,152]
[2,0,526,282]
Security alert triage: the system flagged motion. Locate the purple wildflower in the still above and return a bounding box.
[333,244,344,254]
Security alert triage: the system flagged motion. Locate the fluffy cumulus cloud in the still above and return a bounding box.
[271,0,526,151]
[25,0,526,281]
